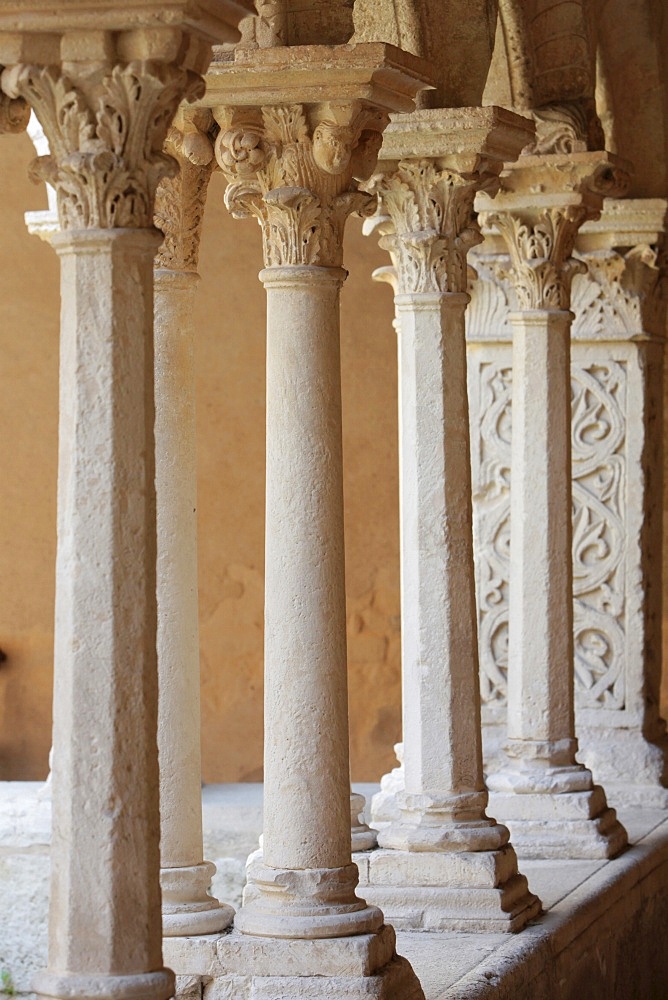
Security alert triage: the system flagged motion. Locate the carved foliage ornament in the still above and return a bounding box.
[572,245,668,340]
[471,356,627,711]
[366,160,494,295]
[2,61,204,230]
[215,103,387,268]
[483,205,588,309]
[154,110,217,273]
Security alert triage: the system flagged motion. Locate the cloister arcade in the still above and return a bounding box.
[0,2,667,998]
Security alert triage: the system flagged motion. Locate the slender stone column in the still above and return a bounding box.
[477,152,630,859]
[355,107,540,932]
[467,199,668,810]
[201,42,431,999]
[0,12,228,1000]
[153,112,234,937]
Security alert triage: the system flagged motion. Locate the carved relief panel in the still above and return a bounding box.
[465,254,656,720]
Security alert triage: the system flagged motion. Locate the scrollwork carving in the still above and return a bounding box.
[2,60,204,230]
[215,102,386,267]
[471,353,628,709]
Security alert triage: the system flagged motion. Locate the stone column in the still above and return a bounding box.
[202,42,431,999]
[153,111,234,937]
[477,152,629,858]
[355,107,540,933]
[467,198,668,810]
[0,11,228,1000]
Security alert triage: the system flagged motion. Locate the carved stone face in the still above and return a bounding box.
[312,122,353,175]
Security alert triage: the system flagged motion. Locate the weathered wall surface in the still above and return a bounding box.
[0,134,403,784]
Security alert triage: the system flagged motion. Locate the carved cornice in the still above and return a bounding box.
[2,60,204,230]
[214,102,385,267]
[154,107,217,272]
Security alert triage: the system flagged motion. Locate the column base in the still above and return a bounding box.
[352,845,541,932]
[213,924,424,999]
[162,861,235,936]
[577,726,668,809]
[488,786,628,859]
[351,791,378,851]
[34,970,175,1000]
[238,859,383,939]
[377,789,509,852]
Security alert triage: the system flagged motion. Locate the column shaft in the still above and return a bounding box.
[41,229,173,999]
[505,310,580,762]
[154,269,234,935]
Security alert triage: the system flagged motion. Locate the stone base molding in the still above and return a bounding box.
[164,925,424,999]
[353,846,541,933]
[350,791,378,852]
[488,787,628,860]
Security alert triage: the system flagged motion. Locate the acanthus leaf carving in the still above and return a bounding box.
[3,60,204,230]
[154,109,217,273]
[365,159,487,295]
[481,205,588,310]
[571,245,668,340]
[214,102,386,268]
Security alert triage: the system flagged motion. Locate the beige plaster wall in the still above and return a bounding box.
[0,134,403,783]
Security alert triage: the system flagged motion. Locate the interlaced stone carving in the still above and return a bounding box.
[365,160,488,294]
[154,109,217,273]
[470,356,628,710]
[482,205,588,310]
[2,61,204,229]
[215,102,386,267]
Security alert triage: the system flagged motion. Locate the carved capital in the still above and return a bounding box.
[214,102,386,267]
[365,159,492,295]
[572,245,668,340]
[154,107,217,273]
[482,204,588,310]
[2,60,204,230]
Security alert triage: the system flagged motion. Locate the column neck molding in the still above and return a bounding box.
[154,107,217,272]
[478,152,631,311]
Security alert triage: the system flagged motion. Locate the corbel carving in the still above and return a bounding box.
[214,102,387,267]
[2,60,204,230]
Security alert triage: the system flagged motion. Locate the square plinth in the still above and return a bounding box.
[353,847,541,932]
